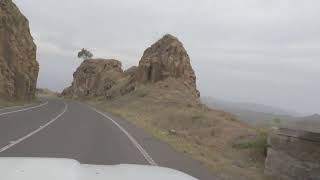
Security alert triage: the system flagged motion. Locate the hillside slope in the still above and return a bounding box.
[63,34,268,180]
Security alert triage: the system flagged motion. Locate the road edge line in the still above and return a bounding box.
[0,102,68,153]
[0,101,49,116]
[90,107,158,166]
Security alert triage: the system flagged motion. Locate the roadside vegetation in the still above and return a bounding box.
[0,88,55,109]
[0,99,23,108]
[232,130,268,156]
[0,98,40,109]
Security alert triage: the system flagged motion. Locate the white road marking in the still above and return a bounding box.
[0,101,49,117]
[91,107,158,166]
[0,102,68,153]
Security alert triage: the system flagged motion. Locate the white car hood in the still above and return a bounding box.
[0,158,197,180]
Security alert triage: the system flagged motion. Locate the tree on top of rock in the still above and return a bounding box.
[77,48,93,60]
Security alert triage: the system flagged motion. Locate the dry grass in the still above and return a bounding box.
[0,98,39,108]
[86,79,269,180]
[0,99,21,108]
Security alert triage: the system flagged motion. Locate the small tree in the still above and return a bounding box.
[77,48,93,60]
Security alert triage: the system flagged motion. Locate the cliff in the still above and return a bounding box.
[0,0,39,101]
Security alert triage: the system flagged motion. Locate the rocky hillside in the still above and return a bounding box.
[0,0,39,101]
[62,34,200,101]
[63,35,267,180]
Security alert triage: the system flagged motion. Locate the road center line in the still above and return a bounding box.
[0,101,49,117]
[0,102,68,153]
[90,107,158,166]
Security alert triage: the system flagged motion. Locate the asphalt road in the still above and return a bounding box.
[0,98,217,180]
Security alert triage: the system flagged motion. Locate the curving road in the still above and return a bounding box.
[0,98,217,180]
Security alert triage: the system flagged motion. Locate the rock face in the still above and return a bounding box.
[0,0,39,101]
[62,34,200,100]
[136,34,200,97]
[265,128,320,180]
[61,59,123,98]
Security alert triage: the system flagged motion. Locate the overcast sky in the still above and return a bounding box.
[15,0,320,115]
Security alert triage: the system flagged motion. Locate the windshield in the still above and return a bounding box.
[0,0,319,180]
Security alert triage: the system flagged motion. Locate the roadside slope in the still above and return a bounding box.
[88,82,267,180]
[62,34,268,180]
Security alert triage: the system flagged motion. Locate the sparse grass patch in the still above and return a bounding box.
[134,87,149,97]
[190,112,210,128]
[0,98,39,108]
[233,131,268,155]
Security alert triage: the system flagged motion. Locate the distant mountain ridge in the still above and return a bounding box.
[202,97,320,131]
[301,114,320,121]
[201,97,299,127]
[290,114,320,133]
[203,97,298,115]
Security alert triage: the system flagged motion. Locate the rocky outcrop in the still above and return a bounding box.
[124,66,138,77]
[265,128,320,180]
[136,34,200,97]
[0,0,39,101]
[61,59,123,98]
[62,34,200,100]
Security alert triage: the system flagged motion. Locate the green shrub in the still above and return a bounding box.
[233,131,269,155]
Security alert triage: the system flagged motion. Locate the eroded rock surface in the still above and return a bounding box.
[62,34,200,100]
[0,0,39,101]
[136,34,200,97]
[61,59,123,98]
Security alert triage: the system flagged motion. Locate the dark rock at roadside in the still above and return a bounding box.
[265,128,320,180]
[0,0,39,101]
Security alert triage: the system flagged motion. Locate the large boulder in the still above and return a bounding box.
[61,59,123,98]
[136,34,200,97]
[62,34,201,100]
[0,0,39,101]
[265,128,320,180]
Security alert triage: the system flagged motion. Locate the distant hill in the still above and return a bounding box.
[201,97,299,127]
[289,114,320,133]
[300,114,320,122]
